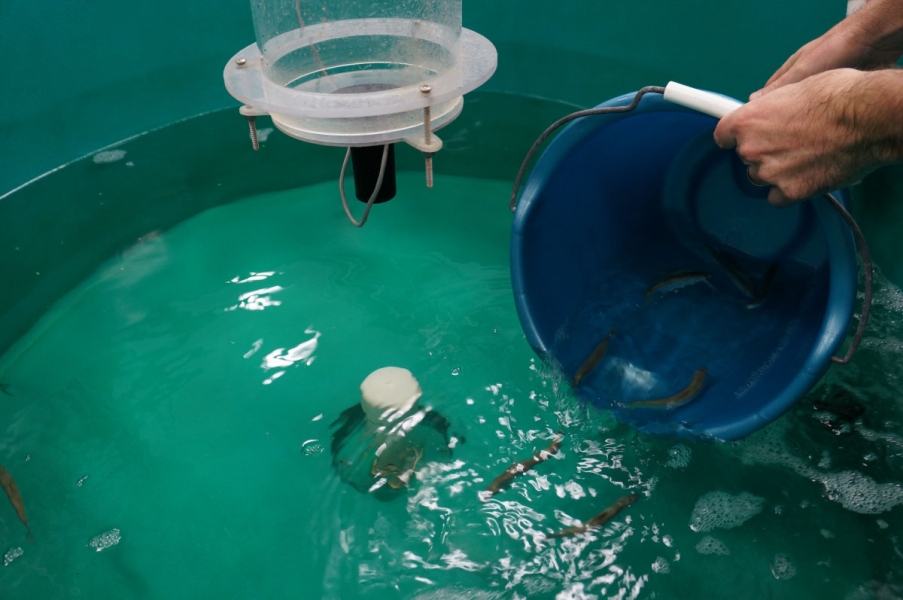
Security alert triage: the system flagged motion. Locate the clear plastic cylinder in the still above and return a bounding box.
[250,0,463,94]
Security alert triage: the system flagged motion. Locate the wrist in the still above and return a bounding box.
[852,69,903,163]
[845,0,903,54]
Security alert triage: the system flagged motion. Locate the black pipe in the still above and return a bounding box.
[350,144,396,204]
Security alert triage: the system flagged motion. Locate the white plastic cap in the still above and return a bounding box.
[360,367,423,422]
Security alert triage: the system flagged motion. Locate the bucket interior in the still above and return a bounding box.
[512,97,856,440]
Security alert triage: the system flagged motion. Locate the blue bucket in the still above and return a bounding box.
[510,91,858,442]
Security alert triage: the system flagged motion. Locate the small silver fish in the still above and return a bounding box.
[645,271,713,301]
[371,446,424,490]
[484,432,563,497]
[627,367,707,409]
[572,330,615,387]
[546,493,639,538]
[0,465,31,541]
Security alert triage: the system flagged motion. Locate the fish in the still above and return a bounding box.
[0,465,31,541]
[545,492,639,538]
[627,367,707,409]
[387,447,423,490]
[484,432,563,497]
[572,330,615,387]
[747,262,780,308]
[707,245,757,298]
[0,383,11,397]
[645,271,712,301]
[372,447,424,490]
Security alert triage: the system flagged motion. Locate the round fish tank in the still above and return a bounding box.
[2,1,903,598]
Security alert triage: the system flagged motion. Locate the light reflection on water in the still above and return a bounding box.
[0,175,902,598]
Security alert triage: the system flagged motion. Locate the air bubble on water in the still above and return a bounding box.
[877,519,889,529]
[821,529,834,539]
[88,529,121,552]
[257,127,274,142]
[77,476,88,487]
[302,439,323,456]
[93,149,127,164]
[665,444,692,469]
[770,554,796,580]
[689,491,765,532]
[652,557,670,573]
[3,547,23,566]
[451,367,461,376]
[695,536,730,555]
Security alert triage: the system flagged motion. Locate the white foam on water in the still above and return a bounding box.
[88,529,121,552]
[770,554,796,580]
[819,471,903,515]
[651,557,670,573]
[664,444,692,469]
[740,419,903,514]
[92,149,127,164]
[257,127,274,142]
[689,491,765,532]
[3,547,23,566]
[695,535,730,555]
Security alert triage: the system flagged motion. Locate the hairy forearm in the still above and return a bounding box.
[846,0,903,55]
[716,68,903,206]
[851,68,903,163]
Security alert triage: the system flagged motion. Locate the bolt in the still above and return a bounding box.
[424,154,434,188]
[236,57,247,66]
[423,106,432,146]
[246,115,259,151]
[420,84,433,188]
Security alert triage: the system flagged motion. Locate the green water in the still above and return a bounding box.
[1,164,902,597]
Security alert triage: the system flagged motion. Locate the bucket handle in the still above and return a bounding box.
[823,192,872,364]
[509,84,873,365]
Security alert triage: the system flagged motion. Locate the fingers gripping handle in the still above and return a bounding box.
[662,82,871,366]
[663,82,744,118]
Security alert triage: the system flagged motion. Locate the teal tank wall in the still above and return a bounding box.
[1,0,843,194]
[3,0,901,347]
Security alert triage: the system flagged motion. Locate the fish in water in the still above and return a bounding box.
[645,270,713,301]
[0,383,11,397]
[0,465,31,541]
[627,367,707,409]
[545,492,639,538]
[707,245,757,299]
[371,446,424,490]
[747,262,780,309]
[572,329,615,387]
[484,432,563,497]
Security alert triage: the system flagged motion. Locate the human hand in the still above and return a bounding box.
[751,0,903,100]
[715,69,900,207]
